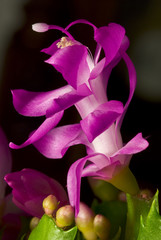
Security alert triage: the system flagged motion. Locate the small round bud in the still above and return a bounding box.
[139,189,153,200]
[56,205,75,228]
[30,217,40,231]
[75,202,97,240]
[93,214,111,240]
[43,195,58,216]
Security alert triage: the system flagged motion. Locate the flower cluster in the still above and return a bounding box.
[6,20,148,217]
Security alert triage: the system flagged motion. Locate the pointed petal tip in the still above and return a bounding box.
[32,23,49,33]
[9,142,20,149]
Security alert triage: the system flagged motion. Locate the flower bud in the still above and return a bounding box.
[56,205,75,228]
[139,189,153,200]
[30,217,40,230]
[43,195,58,216]
[93,214,111,240]
[75,202,97,240]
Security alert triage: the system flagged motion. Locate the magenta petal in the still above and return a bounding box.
[94,23,125,65]
[11,85,72,117]
[5,169,68,218]
[41,39,60,55]
[116,52,137,129]
[67,153,109,215]
[0,127,12,200]
[46,84,92,117]
[46,45,90,89]
[33,124,89,159]
[80,100,123,142]
[111,133,149,164]
[9,111,63,149]
[113,133,149,157]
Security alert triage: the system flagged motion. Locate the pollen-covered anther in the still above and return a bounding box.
[56,37,74,49]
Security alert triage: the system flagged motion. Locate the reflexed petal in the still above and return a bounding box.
[80,100,124,142]
[11,85,72,117]
[116,52,137,129]
[94,23,125,65]
[9,111,63,149]
[0,127,12,200]
[46,45,90,89]
[5,169,68,218]
[41,39,60,55]
[33,124,89,159]
[46,84,92,117]
[67,153,109,215]
[111,133,149,165]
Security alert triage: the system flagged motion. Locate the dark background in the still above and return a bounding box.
[0,0,161,202]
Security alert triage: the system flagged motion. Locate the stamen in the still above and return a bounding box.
[56,37,74,49]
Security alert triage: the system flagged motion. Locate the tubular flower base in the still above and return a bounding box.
[8,20,149,215]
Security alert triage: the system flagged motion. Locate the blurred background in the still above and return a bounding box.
[0,0,161,202]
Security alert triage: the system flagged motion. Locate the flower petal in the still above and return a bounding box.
[94,23,125,65]
[11,85,72,117]
[111,133,149,164]
[9,111,63,149]
[80,100,124,142]
[5,169,68,218]
[46,45,90,89]
[46,84,92,117]
[67,153,109,215]
[116,52,137,129]
[33,124,89,159]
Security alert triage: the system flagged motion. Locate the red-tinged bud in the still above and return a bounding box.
[93,214,111,240]
[43,195,58,216]
[139,189,153,200]
[56,205,75,228]
[30,217,40,230]
[75,202,97,240]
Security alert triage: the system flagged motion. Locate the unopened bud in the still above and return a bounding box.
[93,214,111,240]
[56,205,75,228]
[43,195,58,216]
[30,217,40,231]
[75,202,97,240]
[139,189,153,200]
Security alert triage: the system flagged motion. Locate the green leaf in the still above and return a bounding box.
[125,192,153,240]
[92,199,127,240]
[137,190,161,240]
[28,214,77,240]
[125,190,161,240]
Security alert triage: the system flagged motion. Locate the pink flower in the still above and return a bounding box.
[5,168,68,218]
[9,20,149,215]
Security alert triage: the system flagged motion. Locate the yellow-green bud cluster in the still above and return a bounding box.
[40,196,111,239]
[42,195,75,229]
[75,202,111,240]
